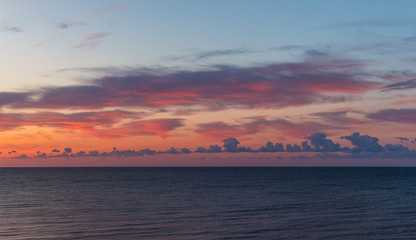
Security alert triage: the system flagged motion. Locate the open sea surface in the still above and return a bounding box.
[0,167,416,239]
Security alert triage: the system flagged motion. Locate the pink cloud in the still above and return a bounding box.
[9,59,379,111]
[73,32,112,49]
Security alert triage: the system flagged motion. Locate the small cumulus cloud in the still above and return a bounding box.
[304,132,342,152]
[12,154,29,159]
[340,132,383,153]
[222,138,240,152]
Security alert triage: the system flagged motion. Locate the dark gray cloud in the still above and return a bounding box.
[382,79,416,91]
[195,145,222,153]
[286,144,302,152]
[341,132,383,152]
[384,144,409,152]
[181,148,191,154]
[12,154,28,159]
[0,92,30,107]
[305,132,341,152]
[396,137,409,142]
[257,141,285,152]
[222,138,240,152]
[367,108,416,124]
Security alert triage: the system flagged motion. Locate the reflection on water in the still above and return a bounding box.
[1,167,416,239]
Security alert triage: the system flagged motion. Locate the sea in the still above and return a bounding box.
[0,167,415,239]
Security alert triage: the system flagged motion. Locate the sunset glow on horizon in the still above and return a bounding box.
[1,0,416,166]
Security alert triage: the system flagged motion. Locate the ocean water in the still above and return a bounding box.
[0,167,416,239]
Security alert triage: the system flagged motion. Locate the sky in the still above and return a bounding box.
[1,0,416,166]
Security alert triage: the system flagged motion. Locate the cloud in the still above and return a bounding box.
[396,137,409,142]
[73,32,112,49]
[195,145,222,153]
[12,154,29,159]
[194,48,253,60]
[313,111,363,126]
[391,97,416,106]
[285,144,302,152]
[257,141,285,152]
[196,122,255,139]
[340,132,383,152]
[6,59,377,111]
[382,79,416,92]
[367,108,416,124]
[304,132,341,152]
[304,49,329,58]
[196,117,343,140]
[55,21,86,29]
[222,138,240,152]
[114,118,184,139]
[0,107,183,139]
[2,25,22,33]
[384,144,409,152]
[0,92,30,107]
[0,110,142,134]
[7,132,416,159]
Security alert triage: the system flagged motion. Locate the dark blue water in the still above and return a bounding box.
[1,167,416,239]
